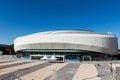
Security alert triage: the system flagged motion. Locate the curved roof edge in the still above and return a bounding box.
[14,29,117,40]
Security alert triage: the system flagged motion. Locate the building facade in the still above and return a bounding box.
[14,30,118,62]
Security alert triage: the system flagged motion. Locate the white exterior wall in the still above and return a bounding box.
[14,30,118,55]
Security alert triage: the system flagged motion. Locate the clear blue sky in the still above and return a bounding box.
[0,0,120,48]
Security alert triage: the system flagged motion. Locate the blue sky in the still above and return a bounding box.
[0,0,120,48]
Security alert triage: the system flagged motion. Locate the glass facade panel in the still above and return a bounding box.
[17,49,113,62]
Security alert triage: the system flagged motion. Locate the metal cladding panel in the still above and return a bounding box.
[91,37,102,47]
[102,37,118,50]
[30,44,41,49]
[52,43,65,49]
[39,43,51,49]
[65,44,79,49]
[14,30,118,55]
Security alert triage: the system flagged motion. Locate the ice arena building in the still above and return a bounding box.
[14,30,118,62]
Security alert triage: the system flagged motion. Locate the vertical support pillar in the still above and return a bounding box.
[30,55,31,60]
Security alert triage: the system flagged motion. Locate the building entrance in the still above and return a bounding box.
[82,56,91,61]
[30,55,65,62]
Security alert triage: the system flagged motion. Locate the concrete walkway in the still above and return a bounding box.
[0,59,10,61]
[20,63,67,80]
[0,61,13,64]
[96,63,111,80]
[109,64,120,79]
[73,64,100,80]
[0,60,24,66]
[0,61,44,77]
[0,61,31,69]
[0,62,53,80]
[45,63,80,80]
[111,64,120,70]
[1,59,120,80]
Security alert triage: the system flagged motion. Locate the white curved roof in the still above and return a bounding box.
[27,30,115,35]
[37,30,94,34]
[14,30,118,55]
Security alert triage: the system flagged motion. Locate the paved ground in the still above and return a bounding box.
[0,61,31,69]
[73,64,101,80]
[0,60,24,66]
[0,58,120,80]
[0,61,44,78]
[45,63,80,80]
[0,62,52,80]
[20,63,67,80]
[95,64,112,80]
[0,61,12,64]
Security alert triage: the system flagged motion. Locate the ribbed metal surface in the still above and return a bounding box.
[14,30,118,55]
